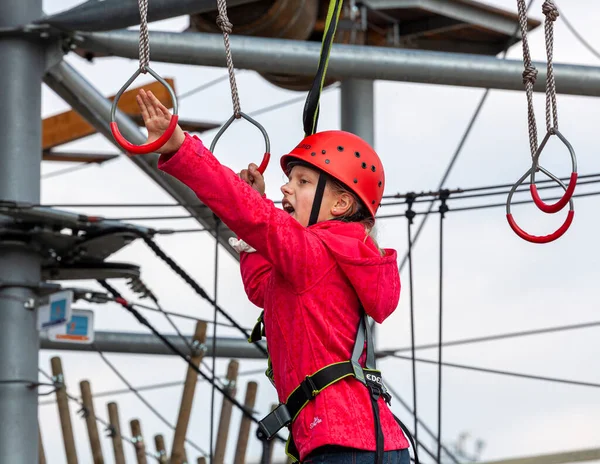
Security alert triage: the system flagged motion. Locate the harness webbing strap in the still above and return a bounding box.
[303,0,344,137]
[308,173,328,227]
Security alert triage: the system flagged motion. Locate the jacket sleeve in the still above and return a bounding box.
[239,251,272,308]
[158,133,332,292]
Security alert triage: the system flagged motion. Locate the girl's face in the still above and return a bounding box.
[280,165,352,227]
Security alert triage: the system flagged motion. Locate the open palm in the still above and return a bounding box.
[136,89,185,154]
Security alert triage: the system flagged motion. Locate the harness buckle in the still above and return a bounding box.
[300,375,318,400]
[365,371,384,401]
[258,403,292,440]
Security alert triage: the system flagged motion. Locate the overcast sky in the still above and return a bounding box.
[37,1,600,463]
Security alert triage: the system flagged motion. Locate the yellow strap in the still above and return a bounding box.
[303,0,345,136]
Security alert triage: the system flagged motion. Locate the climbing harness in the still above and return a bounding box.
[209,0,271,174]
[255,314,419,464]
[110,0,179,155]
[507,0,578,243]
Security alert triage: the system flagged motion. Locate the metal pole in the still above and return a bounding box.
[40,331,267,358]
[43,60,241,260]
[38,0,260,32]
[0,0,44,461]
[74,30,600,97]
[340,78,378,344]
[341,79,374,146]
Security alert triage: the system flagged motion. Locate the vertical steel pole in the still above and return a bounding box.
[340,79,374,146]
[0,0,44,461]
[340,78,377,342]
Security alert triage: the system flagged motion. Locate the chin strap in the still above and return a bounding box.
[308,173,328,227]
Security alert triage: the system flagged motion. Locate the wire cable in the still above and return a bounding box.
[97,280,285,443]
[147,184,600,235]
[209,219,220,462]
[379,319,600,356]
[375,188,600,221]
[131,300,252,331]
[384,381,460,464]
[396,0,536,272]
[437,192,449,464]
[38,368,268,407]
[41,172,600,210]
[95,347,209,457]
[38,367,159,461]
[555,5,600,61]
[87,227,268,358]
[404,195,419,449]
[391,354,600,389]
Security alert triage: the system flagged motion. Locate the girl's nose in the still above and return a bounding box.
[281,182,292,196]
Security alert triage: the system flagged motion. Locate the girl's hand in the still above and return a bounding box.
[136,89,185,154]
[239,163,265,196]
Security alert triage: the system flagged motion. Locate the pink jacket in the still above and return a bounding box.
[159,134,409,460]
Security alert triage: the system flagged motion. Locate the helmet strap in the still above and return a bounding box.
[308,173,327,227]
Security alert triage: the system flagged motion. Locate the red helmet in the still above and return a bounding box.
[280,130,385,218]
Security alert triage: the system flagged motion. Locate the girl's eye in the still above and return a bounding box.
[299,179,309,184]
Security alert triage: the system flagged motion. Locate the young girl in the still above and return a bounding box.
[136,89,411,464]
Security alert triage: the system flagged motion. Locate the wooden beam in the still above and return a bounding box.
[42,78,175,151]
[42,150,119,163]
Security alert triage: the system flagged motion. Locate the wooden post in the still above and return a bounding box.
[197,458,207,464]
[107,402,126,464]
[170,321,207,464]
[51,357,78,464]
[233,381,258,464]
[80,380,105,464]
[214,360,240,464]
[130,419,147,464]
[154,434,167,464]
[38,424,46,464]
[267,403,278,464]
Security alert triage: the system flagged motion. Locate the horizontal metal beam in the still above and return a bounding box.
[75,30,600,96]
[44,60,240,260]
[40,331,267,358]
[37,0,260,32]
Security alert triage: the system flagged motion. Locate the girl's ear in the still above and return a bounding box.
[331,192,355,217]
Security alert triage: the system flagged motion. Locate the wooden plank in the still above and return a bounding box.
[42,150,119,163]
[42,78,175,151]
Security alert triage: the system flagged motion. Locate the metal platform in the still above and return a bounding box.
[361,0,541,55]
